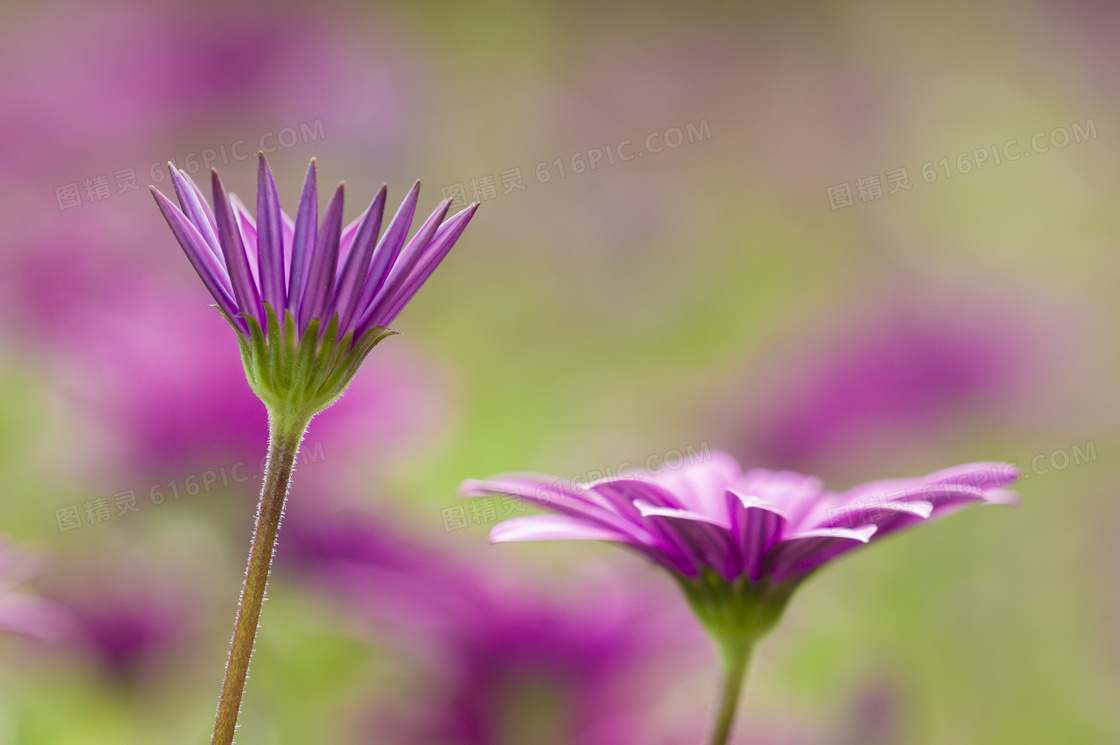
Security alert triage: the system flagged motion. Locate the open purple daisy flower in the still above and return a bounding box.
[151,153,477,419]
[462,452,1018,745]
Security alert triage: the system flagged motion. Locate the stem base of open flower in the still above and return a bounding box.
[676,570,796,745]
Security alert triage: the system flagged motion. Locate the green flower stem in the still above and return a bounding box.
[707,634,756,745]
[677,571,797,745]
[211,409,311,745]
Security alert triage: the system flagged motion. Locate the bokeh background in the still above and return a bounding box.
[1,1,1119,743]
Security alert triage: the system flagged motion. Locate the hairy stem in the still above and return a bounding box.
[211,410,309,745]
[706,635,754,745]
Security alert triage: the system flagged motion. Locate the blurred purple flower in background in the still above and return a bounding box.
[0,207,168,345]
[281,505,701,745]
[56,585,186,684]
[42,541,219,685]
[0,538,71,642]
[719,294,1078,476]
[0,1,417,189]
[748,313,1024,470]
[840,679,903,745]
[57,289,448,480]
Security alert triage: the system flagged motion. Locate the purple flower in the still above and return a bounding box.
[43,551,217,685]
[464,453,1018,593]
[60,592,186,683]
[742,310,1034,472]
[151,154,477,415]
[60,290,447,479]
[463,452,1017,744]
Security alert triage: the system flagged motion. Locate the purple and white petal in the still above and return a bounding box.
[490,515,638,544]
[726,492,787,581]
[763,525,877,583]
[211,171,263,325]
[255,154,287,311]
[297,183,345,331]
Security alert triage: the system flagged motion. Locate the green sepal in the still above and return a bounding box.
[676,569,796,648]
[264,303,285,390]
[211,305,397,420]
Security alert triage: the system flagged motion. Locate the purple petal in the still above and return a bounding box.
[364,203,479,331]
[337,212,366,265]
[842,462,1019,509]
[763,525,877,583]
[228,194,260,289]
[645,451,743,519]
[726,492,787,581]
[180,168,219,237]
[633,500,735,578]
[281,211,295,280]
[298,183,345,331]
[150,188,242,329]
[461,475,658,545]
[930,488,1019,520]
[211,170,263,326]
[288,159,319,321]
[354,197,450,332]
[818,498,933,538]
[919,462,1020,491]
[584,478,679,522]
[490,515,637,544]
[732,469,825,529]
[168,165,222,263]
[332,186,387,332]
[345,182,420,334]
[256,153,286,311]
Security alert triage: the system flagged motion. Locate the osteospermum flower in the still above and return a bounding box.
[462,452,1018,745]
[150,155,477,745]
[151,153,477,419]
